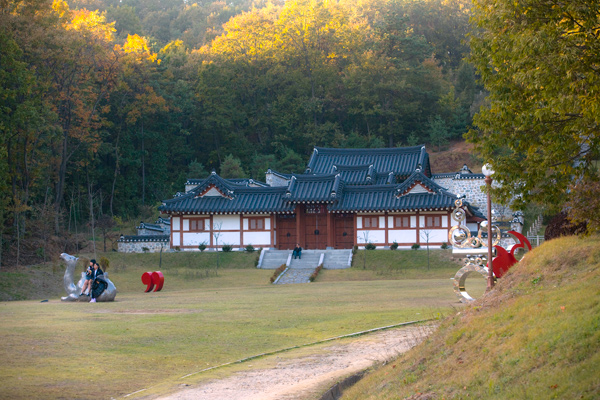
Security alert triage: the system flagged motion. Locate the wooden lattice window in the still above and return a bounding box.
[424,215,442,228]
[394,215,411,228]
[248,217,265,231]
[363,216,379,229]
[189,218,208,232]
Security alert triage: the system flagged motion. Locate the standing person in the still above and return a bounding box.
[80,260,94,296]
[89,261,104,303]
[292,244,302,259]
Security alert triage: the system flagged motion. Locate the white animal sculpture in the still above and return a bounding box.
[60,253,117,302]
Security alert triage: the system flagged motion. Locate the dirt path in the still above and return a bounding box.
[158,325,433,400]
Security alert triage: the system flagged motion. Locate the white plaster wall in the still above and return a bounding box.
[420,229,448,243]
[357,230,385,244]
[183,232,211,246]
[243,219,249,230]
[243,232,271,246]
[388,230,417,243]
[217,231,241,246]
[213,215,240,230]
[172,233,180,246]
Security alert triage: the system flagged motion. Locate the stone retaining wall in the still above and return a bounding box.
[117,235,169,253]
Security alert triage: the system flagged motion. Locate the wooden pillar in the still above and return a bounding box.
[384,212,389,247]
[295,204,304,248]
[209,215,214,248]
[239,214,244,247]
[270,214,275,248]
[416,211,420,245]
[180,214,184,249]
[353,213,358,246]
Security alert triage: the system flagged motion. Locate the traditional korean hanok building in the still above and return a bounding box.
[158,146,485,250]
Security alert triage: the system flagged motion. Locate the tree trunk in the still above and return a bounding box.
[54,132,68,234]
[141,120,145,206]
[87,170,97,258]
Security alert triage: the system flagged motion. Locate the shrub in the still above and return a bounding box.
[441,242,449,249]
[309,265,323,282]
[270,264,287,283]
[365,243,376,250]
[174,246,180,252]
[245,244,255,253]
[222,244,233,252]
[142,247,150,253]
[352,245,358,255]
[411,243,421,250]
[390,242,399,250]
[99,257,110,271]
[198,242,207,252]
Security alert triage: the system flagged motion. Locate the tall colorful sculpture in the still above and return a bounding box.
[449,199,531,302]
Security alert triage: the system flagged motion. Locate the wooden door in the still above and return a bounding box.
[276,214,297,250]
[304,205,328,249]
[334,214,355,249]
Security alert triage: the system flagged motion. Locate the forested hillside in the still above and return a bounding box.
[0,0,479,266]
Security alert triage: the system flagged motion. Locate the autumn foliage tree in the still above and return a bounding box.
[0,0,480,266]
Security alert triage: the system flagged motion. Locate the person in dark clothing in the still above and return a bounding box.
[80,260,94,296]
[292,244,302,259]
[89,261,105,303]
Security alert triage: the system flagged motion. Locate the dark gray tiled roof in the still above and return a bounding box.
[159,146,475,215]
[118,235,169,242]
[329,164,376,184]
[396,170,449,196]
[159,181,293,214]
[137,223,165,232]
[285,174,343,202]
[306,146,431,178]
[328,185,458,212]
[185,177,268,187]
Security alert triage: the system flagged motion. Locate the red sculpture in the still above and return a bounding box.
[142,271,164,292]
[490,231,532,278]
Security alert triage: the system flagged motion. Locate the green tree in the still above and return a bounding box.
[468,0,600,213]
[220,154,247,178]
[428,115,449,151]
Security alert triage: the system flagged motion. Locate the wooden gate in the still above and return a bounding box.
[276,214,297,250]
[334,213,354,249]
[304,205,328,249]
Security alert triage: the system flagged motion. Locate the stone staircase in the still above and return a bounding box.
[259,249,353,285]
[258,249,353,269]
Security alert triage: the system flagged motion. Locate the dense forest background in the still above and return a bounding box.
[0,0,481,266]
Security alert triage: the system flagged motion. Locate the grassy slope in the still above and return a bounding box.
[341,235,600,400]
[0,249,461,400]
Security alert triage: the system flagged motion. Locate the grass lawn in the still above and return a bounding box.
[0,249,463,399]
[341,235,600,400]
